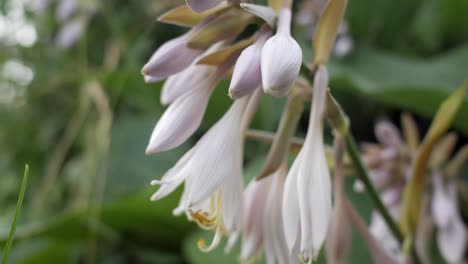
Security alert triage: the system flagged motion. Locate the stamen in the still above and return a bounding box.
[197,226,223,252]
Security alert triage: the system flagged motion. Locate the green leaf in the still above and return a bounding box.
[1,165,29,264]
[329,44,468,135]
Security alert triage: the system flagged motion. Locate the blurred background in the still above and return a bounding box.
[0,0,467,263]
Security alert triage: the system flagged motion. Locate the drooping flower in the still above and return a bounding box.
[150,96,251,250]
[145,68,222,154]
[431,171,467,263]
[282,65,331,261]
[229,27,272,99]
[261,8,302,97]
[141,32,203,82]
[240,164,298,264]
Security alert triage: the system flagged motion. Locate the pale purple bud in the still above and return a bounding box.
[229,29,272,99]
[56,17,85,49]
[145,74,218,154]
[186,0,223,13]
[261,8,302,97]
[141,33,203,82]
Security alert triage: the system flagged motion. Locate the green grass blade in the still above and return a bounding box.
[1,164,29,264]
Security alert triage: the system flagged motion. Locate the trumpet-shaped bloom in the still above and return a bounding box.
[150,97,250,249]
[240,165,298,264]
[431,172,467,263]
[229,28,272,99]
[186,0,223,13]
[145,70,221,154]
[261,8,302,97]
[282,65,331,261]
[141,32,203,82]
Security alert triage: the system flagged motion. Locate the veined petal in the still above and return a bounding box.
[150,148,194,201]
[282,150,303,251]
[221,157,244,232]
[186,0,224,13]
[185,97,249,205]
[229,28,272,99]
[142,33,203,82]
[161,64,212,105]
[145,76,217,154]
[240,3,277,28]
[261,9,302,97]
[437,212,468,263]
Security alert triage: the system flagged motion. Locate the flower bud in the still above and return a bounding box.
[261,8,302,97]
[229,29,272,99]
[141,33,203,82]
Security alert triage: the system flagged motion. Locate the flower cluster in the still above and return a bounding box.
[142,0,338,262]
[356,115,468,263]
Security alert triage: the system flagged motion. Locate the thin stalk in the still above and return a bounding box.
[345,134,422,264]
[2,165,29,264]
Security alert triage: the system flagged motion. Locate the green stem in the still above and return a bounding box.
[345,134,422,264]
[345,135,404,242]
[2,165,29,264]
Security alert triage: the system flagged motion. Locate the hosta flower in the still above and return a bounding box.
[229,27,272,99]
[145,68,222,154]
[56,17,86,49]
[141,32,203,82]
[240,165,298,264]
[261,8,302,97]
[282,65,331,261]
[431,172,467,263]
[150,97,250,249]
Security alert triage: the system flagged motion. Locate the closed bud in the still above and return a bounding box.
[261,8,302,97]
[229,28,272,99]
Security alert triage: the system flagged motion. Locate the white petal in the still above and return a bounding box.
[150,148,194,201]
[229,29,271,99]
[56,0,76,22]
[261,9,302,97]
[142,33,202,81]
[161,64,212,105]
[431,172,457,228]
[145,77,216,154]
[56,18,85,49]
[282,151,303,251]
[437,214,468,263]
[240,3,277,27]
[186,0,224,13]
[185,97,249,204]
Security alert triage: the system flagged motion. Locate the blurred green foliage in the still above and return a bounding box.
[0,0,467,263]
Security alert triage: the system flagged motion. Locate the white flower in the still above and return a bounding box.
[282,65,331,261]
[56,0,77,22]
[56,17,86,49]
[150,97,250,250]
[229,27,272,99]
[240,164,298,264]
[186,0,224,13]
[432,172,467,263]
[141,32,203,82]
[261,8,302,97]
[145,70,221,154]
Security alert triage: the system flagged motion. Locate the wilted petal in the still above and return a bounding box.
[145,75,217,154]
[142,33,203,82]
[186,0,224,13]
[229,29,272,99]
[261,8,302,97]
